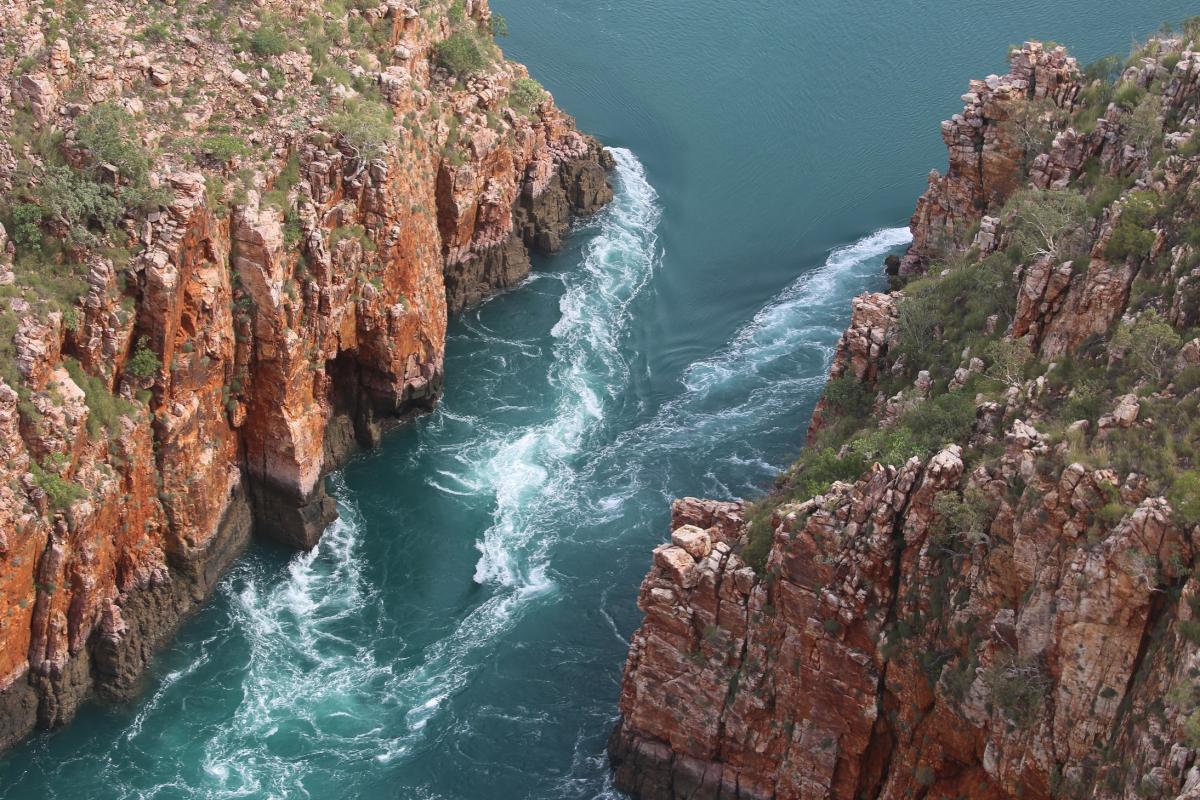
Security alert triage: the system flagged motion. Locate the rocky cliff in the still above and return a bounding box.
[0,0,610,750]
[612,34,1200,800]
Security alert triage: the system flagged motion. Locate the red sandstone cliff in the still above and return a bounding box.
[612,38,1200,799]
[0,0,610,749]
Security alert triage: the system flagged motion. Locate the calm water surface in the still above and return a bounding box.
[1,1,1192,797]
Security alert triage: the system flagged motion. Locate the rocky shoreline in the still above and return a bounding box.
[611,37,1200,799]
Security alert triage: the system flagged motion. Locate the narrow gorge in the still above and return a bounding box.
[4,1,1200,799]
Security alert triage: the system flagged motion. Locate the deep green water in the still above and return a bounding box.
[2,2,1194,798]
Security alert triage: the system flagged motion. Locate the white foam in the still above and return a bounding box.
[68,171,910,800]
[470,147,662,590]
[682,226,911,393]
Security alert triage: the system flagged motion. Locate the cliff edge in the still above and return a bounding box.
[0,0,611,750]
[612,34,1200,800]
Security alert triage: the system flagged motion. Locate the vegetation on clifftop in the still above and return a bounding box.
[743,22,1200,574]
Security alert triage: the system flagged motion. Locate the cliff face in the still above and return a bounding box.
[613,38,1200,799]
[0,0,610,749]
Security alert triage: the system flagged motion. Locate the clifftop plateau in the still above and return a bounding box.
[0,0,611,750]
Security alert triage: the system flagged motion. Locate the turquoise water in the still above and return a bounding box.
[2,2,1193,797]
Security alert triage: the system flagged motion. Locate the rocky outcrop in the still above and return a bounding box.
[613,33,1200,800]
[806,292,897,444]
[902,42,1081,274]
[0,0,609,749]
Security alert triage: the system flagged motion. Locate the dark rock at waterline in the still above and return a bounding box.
[884,254,901,276]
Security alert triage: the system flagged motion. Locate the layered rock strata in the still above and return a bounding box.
[0,0,609,749]
[613,37,1200,799]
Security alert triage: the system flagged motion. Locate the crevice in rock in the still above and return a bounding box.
[858,464,924,799]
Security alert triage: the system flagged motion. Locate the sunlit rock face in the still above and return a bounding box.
[0,0,610,749]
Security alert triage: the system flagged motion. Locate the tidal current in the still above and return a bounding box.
[1,1,1193,797]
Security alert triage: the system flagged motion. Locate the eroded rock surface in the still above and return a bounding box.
[613,34,1200,800]
[0,0,609,748]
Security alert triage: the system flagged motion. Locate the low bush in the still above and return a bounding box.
[202,134,250,162]
[126,338,161,380]
[64,357,135,438]
[435,30,491,77]
[30,460,85,510]
[1105,192,1160,262]
[75,104,151,187]
[983,653,1050,727]
[251,21,292,56]
[8,203,45,250]
[1170,471,1200,526]
[509,77,547,113]
[325,98,395,159]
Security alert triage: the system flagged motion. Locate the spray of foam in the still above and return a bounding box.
[470,147,662,588]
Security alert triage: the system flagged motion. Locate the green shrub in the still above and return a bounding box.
[64,357,134,438]
[1006,187,1089,262]
[8,203,45,250]
[312,62,355,88]
[202,134,250,162]
[899,392,977,454]
[933,487,992,547]
[325,98,395,159]
[127,339,161,380]
[251,22,292,56]
[30,460,85,510]
[823,376,873,420]
[1086,175,1127,219]
[1083,54,1123,84]
[1114,81,1146,111]
[36,165,122,244]
[1105,193,1160,262]
[1111,310,1181,385]
[139,21,170,44]
[983,653,1049,727]
[787,447,870,501]
[846,427,923,467]
[329,223,375,252]
[509,77,547,113]
[75,104,151,187]
[435,30,490,77]
[740,507,775,574]
[1186,709,1200,748]
[892,253,1015,381]
[1170,471,1200,526]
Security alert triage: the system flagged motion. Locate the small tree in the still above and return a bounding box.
[435,31,490,77]
[75,103,151,187]
[509,77,547,114]
[251,22,292,56]
[985,337,1032,389]
[37,165,122,244]
[1006,188,1089,262]
[933,487,993,548]
[325,99,395,159]
[1111,310,1181,385]
[1127,93,1164,153]
[1105,192,1160,262]
[8,203,45,250]
[127,337,162,380]
[983,652,1050,727]
[1010,98,1067,162]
